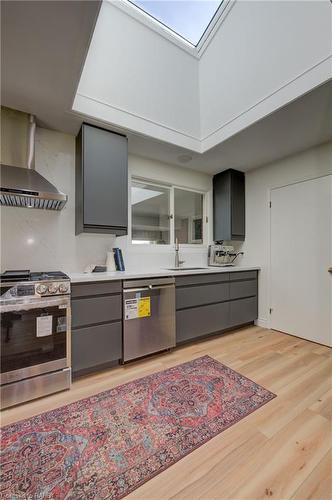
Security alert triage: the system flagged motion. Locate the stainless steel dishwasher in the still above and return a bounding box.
[123,277,175,362]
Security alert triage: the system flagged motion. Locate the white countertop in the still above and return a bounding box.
[68,266,260,283]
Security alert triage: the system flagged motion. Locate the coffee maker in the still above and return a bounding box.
[208,242,244,267]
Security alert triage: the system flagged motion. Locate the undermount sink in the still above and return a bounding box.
[209,264,235,267]
[165,267,209,271]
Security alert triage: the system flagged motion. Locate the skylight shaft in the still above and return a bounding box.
[129,0,222,46]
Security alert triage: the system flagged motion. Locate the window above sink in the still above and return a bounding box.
[131,181,170,245]
[131,178,207,247]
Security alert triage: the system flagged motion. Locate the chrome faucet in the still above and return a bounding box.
[175,238,185,268]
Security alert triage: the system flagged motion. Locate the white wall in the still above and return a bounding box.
[73,0,200,151]
[242,140,332,326]
[74,0,332,153]
[199,0,332,150]
[129,154,211,191]
[0,126,212,273]
[0,127,117,273]
[2,123,330,324]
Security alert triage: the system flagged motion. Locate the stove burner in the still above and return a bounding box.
[0,270,30,282]
[0,270,70,283]
[30,271,69,281]
[0,270,70,298]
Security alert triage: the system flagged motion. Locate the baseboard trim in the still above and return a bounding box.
[255,318,268,328]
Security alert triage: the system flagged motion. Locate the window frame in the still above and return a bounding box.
[128,0,224,47]
[112,0,234,59]
[130,177,208,248]
[131,178,172,246]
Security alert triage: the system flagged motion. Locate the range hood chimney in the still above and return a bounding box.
[0,114,67,210]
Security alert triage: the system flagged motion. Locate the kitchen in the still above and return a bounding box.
[1,1,332,499]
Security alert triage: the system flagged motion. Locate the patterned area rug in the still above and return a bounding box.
[1,355,275,499]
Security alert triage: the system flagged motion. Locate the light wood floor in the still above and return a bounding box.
[2,326,332,499]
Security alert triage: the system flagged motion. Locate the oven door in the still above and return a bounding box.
[0,296,71,384]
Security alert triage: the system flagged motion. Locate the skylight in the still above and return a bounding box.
[130,0,223,46]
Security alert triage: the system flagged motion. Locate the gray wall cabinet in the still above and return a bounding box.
[213,169,245,241]
[176,271,257,343]
[71,281,122,376]
[76,123,128,235]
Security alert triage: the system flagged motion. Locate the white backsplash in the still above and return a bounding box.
[1,127,210,273]
[116,238,209,272]
[1,128,116,273]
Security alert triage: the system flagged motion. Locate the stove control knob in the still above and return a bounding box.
[36,284,48,295]
[48,283,58,294]
[59,283,69,294]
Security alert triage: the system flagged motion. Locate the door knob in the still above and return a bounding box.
[329,267,332,274]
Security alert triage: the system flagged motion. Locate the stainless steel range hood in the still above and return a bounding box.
[0,114,67,210]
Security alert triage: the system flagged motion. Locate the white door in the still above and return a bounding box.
[270,175,332,347]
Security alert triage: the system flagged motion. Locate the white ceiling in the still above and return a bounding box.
[126,80,332,174]
[1,0,331,175]
[75,0,331,156]
[1,0,101,134]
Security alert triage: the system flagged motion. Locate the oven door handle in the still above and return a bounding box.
[0,296,71,313]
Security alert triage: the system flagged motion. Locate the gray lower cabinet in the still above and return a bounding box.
[176,271,258,343]
[71,281,122,376]
[177,302,229,342]
[70,271,258,373]
[176,282,229,310]
[229,297,257,327]
[71,295,121,329]
[72,323,122,373]
[230,279,257,300]
[71,280,121,298]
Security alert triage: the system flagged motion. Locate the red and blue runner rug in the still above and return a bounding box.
[1,355,275,498]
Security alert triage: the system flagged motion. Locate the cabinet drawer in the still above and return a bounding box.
[72,321,122,373]
[175,273,229,287]
[176,302,229,343]
[229,297,257,327]
[230,271,257,281]
[176,282,229,310]
[71,281,122,298]
[72,295,121,328]
[71,281,121,298]
[230,280,257,300]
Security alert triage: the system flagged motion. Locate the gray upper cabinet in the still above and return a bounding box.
[213,169,245,241]
[76,123,128,235]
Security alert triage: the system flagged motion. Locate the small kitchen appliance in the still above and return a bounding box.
[208,244,244,267]
[0,270,71,408]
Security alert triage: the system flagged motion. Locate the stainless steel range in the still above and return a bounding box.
[0,270,71,408]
